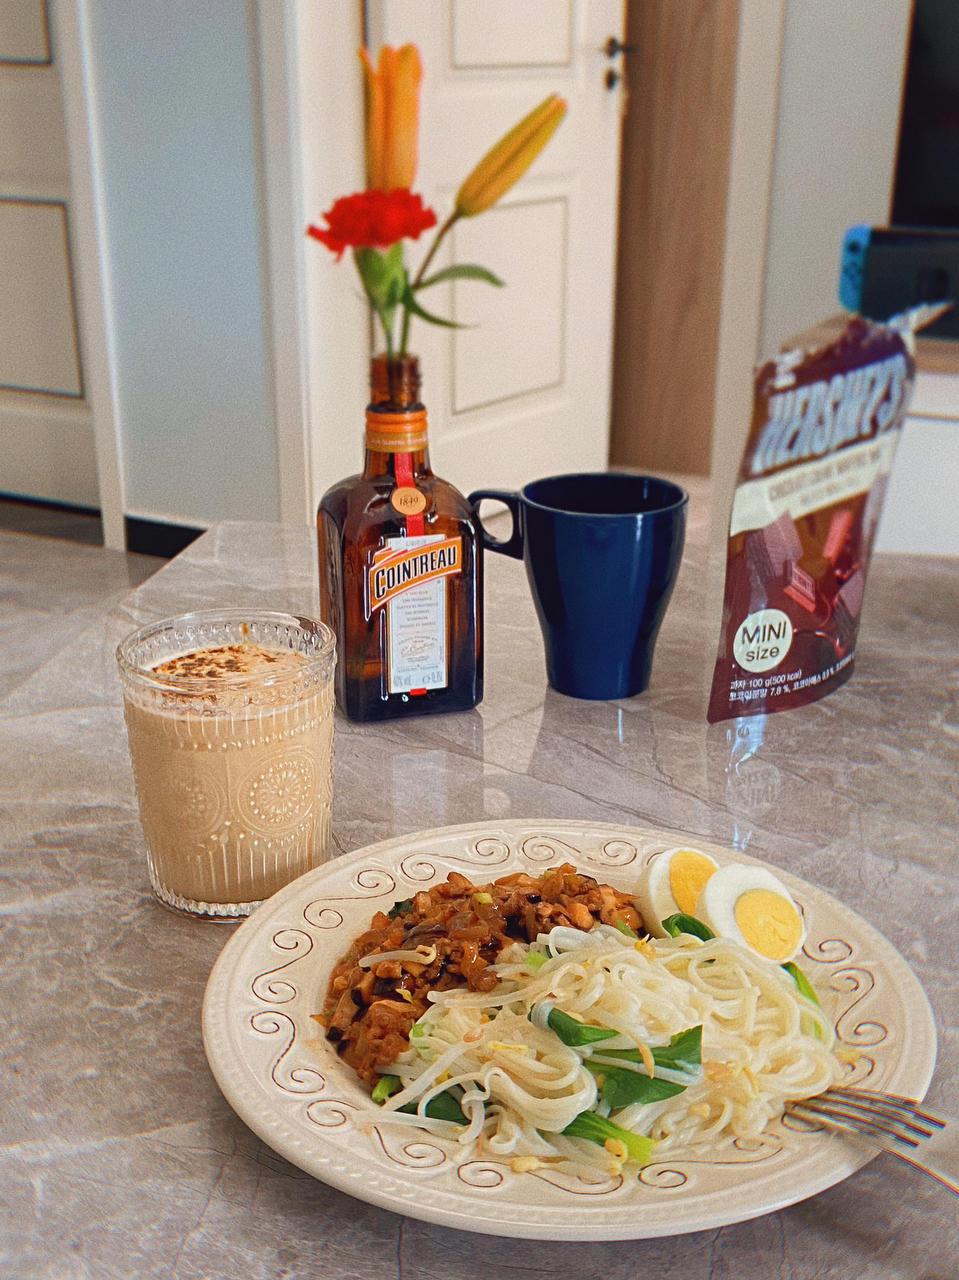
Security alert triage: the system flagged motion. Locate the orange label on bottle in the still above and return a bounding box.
[367,535,462,615]
[390,486,428,516]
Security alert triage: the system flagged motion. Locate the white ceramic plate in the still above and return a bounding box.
[202,820,937,1240]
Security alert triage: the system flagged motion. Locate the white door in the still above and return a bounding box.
[305,0,626,501]
[0,0,98,509]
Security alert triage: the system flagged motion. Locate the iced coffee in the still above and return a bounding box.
[116,611,336,918]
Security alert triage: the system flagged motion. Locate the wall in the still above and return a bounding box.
[760,0,959,556]
[876,369,959,556]
[84,0,278,528]
[759,0,912,360]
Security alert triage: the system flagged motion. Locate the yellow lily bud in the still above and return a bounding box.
[359,44,423,191]
[454,93,567,218]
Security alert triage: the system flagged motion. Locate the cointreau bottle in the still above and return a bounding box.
[317,355,483,722]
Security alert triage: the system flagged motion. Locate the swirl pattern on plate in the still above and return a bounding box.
[201,821,936,1240]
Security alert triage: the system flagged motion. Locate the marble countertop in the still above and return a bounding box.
[4,490,959,1278]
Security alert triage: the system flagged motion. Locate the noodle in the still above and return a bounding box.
[376,923,840,1176]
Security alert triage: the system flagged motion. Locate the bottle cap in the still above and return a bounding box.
[365,408,428,453]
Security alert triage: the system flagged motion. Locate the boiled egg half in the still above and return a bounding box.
[635,847,719,937]
[696,864,806,963]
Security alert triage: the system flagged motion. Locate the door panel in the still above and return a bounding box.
[0,0,97,508]
[0,0,50,64]
[450,198,566,412]
[451,0,573,67]
[0,199,82,395]
[365,0,625,493]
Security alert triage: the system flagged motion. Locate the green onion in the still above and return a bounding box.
[524,949,549,971]
[661,913,714,941]
[388,898,413,919]
[613,916,638,938]
[562,1111,655,1165]
[782,961,821,1007]
[371,1074,401,1103]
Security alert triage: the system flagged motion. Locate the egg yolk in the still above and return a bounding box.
[668,850,717,916]
[733,888,803,961]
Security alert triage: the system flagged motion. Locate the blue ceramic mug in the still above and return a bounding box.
[469,473,688,700]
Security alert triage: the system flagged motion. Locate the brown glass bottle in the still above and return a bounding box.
[317,355,483,722]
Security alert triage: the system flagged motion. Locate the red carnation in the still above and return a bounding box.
[307,189,437,260]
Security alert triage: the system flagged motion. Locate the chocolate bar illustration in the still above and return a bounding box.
[832,570,865,653]
[783,560,818,612]
[823,508,855,565]
[745,511,802,597]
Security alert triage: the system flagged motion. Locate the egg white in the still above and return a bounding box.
[696,864,806,963]
[635,846,719,937]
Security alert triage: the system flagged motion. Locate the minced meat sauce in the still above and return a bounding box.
[318,864,644,1084]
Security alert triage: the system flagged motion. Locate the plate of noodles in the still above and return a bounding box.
[201,820,937,1240]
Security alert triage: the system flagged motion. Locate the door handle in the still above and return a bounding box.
[603,35,636,93]
[604,37,637,59]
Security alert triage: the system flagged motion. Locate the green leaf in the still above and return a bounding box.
[354,243,405,308]
[562,1112,655,1165]
[399,283,467,330]
[388,898,413,919]
[416,263,504,289]
[399,1088,467,1125]
[597,1025,703,1075]
[661,913,715,942]
[588,1064,686,1110]
[545,1006,618,1047]
[783,961,821,1007]
[372,1074,468,1124]
[652,1025,703,1072]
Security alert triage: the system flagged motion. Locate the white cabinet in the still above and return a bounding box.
[875,370,959,555]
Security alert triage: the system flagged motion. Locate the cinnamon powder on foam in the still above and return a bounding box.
[152,643,306,681]
[149,644,311,710]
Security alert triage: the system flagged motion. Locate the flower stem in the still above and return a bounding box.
[399,210,460,355]
[413,210,459,288]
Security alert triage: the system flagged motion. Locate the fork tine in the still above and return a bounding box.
[826,1086,946,1132]
[794,1095,928,1148]
[787,1087,959,1196]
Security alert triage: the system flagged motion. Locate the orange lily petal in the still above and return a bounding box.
[455,94,567,217]
[359,44,423,192]
[359,47,386,190]
[385,44,422,190]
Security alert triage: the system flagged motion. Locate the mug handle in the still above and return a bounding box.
[468,489,524,559]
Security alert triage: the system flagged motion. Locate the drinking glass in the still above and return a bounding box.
[116,609,336,918]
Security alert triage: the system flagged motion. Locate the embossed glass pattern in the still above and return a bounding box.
[117,610,336,919]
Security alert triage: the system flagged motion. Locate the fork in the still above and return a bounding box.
[788,1085,959,1195]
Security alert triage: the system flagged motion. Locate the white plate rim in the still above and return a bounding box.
[201,819,937,1240]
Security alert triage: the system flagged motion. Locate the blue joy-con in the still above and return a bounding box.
[838,224,872,311]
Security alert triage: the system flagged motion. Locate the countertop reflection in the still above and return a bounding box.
[4,485,959,1278]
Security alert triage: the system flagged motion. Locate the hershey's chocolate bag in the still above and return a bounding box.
[707,313,921,723]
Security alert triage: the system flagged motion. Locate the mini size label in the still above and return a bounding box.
[732,608,794,673]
